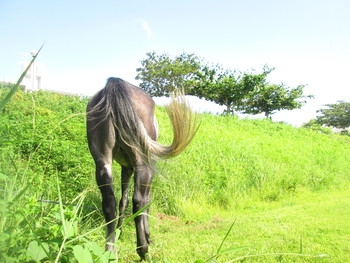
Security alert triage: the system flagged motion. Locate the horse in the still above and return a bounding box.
[86,77,199,260]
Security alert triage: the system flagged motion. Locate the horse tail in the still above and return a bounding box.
[88,77,199,165]
[149,91,199,159]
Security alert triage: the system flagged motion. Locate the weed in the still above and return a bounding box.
[1,60,349,261]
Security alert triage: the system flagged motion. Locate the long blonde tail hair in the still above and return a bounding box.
[150,91,199,159]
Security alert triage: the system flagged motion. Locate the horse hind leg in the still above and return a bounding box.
[133,162,154,259]
[95,160,117,253]
[117,167,133,230]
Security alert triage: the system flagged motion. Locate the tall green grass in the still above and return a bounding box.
[1,84,349,261]
[0,55,116,262]
[153,109,350,215]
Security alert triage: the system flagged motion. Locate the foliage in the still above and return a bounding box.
[302,119,333,135]
[136,51,311,116]
[136,51,202,96]
[136,51,276,115]
[193,65,274,115]
[242,83,312,118]
[154,110,350,213]
[0,89,91,200]
[0,68,114,262]
[0,172,116,263]
[1,86,350,261]
[0,81,25,91]
[316,101,350,130]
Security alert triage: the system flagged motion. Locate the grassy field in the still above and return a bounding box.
[134,189,350,262]
[0,88,349,262]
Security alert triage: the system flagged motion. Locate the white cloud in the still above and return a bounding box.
[137,17,152,38]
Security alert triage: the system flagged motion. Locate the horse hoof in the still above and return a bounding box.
[106,244,118,259]
[137,245,148,261]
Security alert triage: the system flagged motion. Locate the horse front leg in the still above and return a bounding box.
[95,161,117,254]
[133,163,154,260]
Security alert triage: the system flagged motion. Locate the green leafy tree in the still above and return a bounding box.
[316,101,350,130]
[136,51,201,96]
[302,119,333,135]
[193,65,274,115]
[242,83,312,118]
[136,51,300,117]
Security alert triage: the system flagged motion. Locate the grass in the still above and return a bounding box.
[153,110,350,213]
[110,188,350,262]
[1,77,350,262]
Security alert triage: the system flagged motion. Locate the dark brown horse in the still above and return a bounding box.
[86,78,198,260]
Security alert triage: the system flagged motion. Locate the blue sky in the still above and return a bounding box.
[1,0,350,126]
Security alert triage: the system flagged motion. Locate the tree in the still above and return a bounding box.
[136,51,201,96]
[316,101,350,130]
[302,119,333,135]
[242,83,312,118]
[136,51,311,117]
[193,65,274,114]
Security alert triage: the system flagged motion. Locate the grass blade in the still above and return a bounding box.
[216,220,236,255]
[0,43,44,111]
[7,178,34,208]
[56,174,67,236]
[66,203,152,246]
[121,202,152,226]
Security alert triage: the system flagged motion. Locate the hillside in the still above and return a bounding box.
[1,89,349,262]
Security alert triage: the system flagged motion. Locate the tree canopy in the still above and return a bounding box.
[193,65,274,114]
[136,51,312,116]
[135,51,201,96]
[316,101,350,130]
[241,83,312,118]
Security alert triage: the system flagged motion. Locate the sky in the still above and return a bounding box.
[1,0,350,126]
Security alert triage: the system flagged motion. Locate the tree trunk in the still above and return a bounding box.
[265,111,271,119]
[226,103,234,115]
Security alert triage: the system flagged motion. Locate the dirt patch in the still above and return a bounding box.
[156,213,180,221]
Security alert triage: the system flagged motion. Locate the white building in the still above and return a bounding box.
[21,50,44,92]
